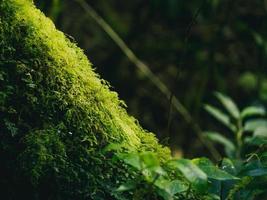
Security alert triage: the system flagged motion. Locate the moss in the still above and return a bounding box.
[0,0,170,199]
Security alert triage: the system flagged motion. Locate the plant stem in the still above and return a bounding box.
[236,118,243,159]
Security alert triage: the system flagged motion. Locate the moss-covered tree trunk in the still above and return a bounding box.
[0,0,170,199]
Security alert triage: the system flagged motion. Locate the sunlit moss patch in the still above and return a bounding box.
[0,0,170,199]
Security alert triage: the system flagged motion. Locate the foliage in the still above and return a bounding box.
[204,92,267,159]
[109,93,267,200]
[203,92,267,199]
[110,149,232,199]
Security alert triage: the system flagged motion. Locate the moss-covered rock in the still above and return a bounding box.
[0,0,170,199]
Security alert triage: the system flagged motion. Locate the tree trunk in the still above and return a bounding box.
[0,0,170,199]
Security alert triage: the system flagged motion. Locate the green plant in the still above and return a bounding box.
[108,146,237,200]
[204,92,267,159]
[111,93,267,200]
[203,92,267,199]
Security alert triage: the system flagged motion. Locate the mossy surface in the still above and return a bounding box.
[0,0,170,199]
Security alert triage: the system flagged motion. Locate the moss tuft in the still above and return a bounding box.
[0,0,170,199]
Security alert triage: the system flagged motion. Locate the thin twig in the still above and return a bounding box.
[75,0,221,160]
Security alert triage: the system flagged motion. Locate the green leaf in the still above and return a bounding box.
[240,160,267,177]
[245,127,267,146]
[168,159,208,192]
[241,106,266,119]
[221,158,237,175]
[140,152,166,175]
[214,92,240,119]
[116,181,137,192]
[140,152,160,168]
[192,158,238,181]
[245,167,267,176]
[254,127,267,138]
[118,152,141,170]
[155,178,188,197]
[166,180,188,195]
[204,104,236,132]
[204,131,236,158]
[241,161,267,177]
[244,119,267,132]
[245,136,267,146]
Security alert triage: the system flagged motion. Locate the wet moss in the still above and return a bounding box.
[0,0,170,199]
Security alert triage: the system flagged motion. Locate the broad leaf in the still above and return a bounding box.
[246,167,267,176]
[240,160,267,177]
[168,159,208,192]
[245,167,267,176]
[241,106,266,119]
[244,119,267,132]
[245,136,267,146]
[140,152,160,168]
[192,158,238,181]
[166,180,188,195]
[254,127,267,138]
[221,158,237,175]
[204,131,236,158]
[246,127,267,145]
[118,152,141,170]
[155,178,188,198]
[140,152,166,175]
[204,104,236,132]
[215,92,240,119]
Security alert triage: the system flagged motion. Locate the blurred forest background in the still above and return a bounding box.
[35,0,267,158]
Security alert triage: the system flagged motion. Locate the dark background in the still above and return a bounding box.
[36,0,267,158]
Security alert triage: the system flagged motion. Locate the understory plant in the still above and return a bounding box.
[111,93,267,200]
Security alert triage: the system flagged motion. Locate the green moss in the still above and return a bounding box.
[0,0,170,199]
